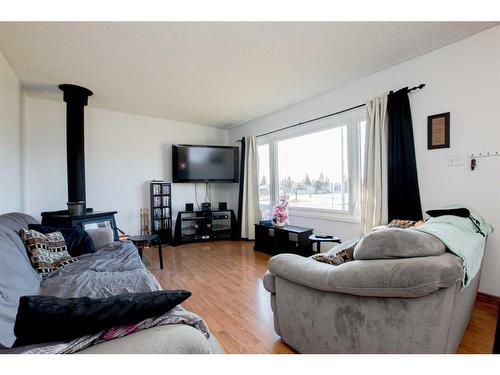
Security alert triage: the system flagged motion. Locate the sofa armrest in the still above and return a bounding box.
[263,271,276,293]
[268,253,463,298]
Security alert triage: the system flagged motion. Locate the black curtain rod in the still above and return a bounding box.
[237,83,425,141]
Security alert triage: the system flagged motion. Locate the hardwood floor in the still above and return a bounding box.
[457,299,498,353]
[142,240,498,354]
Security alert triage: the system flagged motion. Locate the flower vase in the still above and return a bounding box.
[274,220,285,228]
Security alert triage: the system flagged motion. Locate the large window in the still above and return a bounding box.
[257,108,365,220]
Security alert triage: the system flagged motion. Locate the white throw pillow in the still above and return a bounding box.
[85,227,114,250]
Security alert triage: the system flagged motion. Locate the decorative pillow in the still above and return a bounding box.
[85,227,114,250]
[28,224,96,257]
[426,207,474,220]
[387,219,426,229]
[312,239,357,266]
[19,228,79,276]
[353,228,446,260]
[13,290,191,347]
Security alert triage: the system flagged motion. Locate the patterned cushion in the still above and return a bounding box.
[387,219,426,229]
[28,224,96,256]
[311,240,357,266]
[19,229,78,276]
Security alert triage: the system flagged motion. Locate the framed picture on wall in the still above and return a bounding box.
[427,112,450,149]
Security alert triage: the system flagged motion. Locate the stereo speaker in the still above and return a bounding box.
[218,202,227,211]
[185,203,194,212]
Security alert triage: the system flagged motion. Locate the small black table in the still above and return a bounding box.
[309,234,341,253]
[129,234,163,269]
[254,224,313,256]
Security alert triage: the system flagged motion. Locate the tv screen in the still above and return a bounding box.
[172,145,239,182]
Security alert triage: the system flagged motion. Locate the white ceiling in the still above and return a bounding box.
[0,22,496,128]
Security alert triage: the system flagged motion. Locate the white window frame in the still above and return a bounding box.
[257,108,365,223]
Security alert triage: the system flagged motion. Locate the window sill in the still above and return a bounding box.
[288,208,361,224]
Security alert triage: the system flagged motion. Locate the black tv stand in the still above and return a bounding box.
[174,209,238,246]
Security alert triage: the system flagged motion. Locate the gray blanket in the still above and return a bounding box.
[41,240,161,297]
[4,240,209,354]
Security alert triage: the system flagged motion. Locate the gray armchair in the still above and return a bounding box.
[263,252,480,353]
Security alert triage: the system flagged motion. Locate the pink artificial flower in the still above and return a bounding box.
[272,194,289,223]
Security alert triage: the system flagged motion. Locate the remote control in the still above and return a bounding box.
[316,234,333,239]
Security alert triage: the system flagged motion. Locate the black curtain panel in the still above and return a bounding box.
[387,88,423,221]
[236,137,246,239]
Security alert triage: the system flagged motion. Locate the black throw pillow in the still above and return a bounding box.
[426,208,470,218]
[28,224,96,256]
[13,290,191,347]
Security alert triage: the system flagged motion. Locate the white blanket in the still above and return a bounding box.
[417,213,493,287]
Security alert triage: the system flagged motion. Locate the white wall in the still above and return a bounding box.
[230,26,500,296]
[23,96,234,234]
[0,50,23,213]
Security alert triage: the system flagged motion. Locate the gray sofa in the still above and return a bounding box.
[0,212,223,354]
[263,247,480,353]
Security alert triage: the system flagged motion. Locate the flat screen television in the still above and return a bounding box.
[172,144,239,183]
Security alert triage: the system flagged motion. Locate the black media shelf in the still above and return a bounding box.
[150,181,172,244]
[174,209,237,246]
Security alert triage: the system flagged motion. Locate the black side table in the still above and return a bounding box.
[254,224,314,256]
[129,234,163,269]
[309,234,341,253]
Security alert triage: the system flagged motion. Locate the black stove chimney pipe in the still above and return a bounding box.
[59,84,93,208]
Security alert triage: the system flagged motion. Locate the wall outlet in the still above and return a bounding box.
[447,155,463,167]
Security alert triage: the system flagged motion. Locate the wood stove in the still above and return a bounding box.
[41,84,119,240]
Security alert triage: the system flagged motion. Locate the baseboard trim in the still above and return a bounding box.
[477,292,500,306]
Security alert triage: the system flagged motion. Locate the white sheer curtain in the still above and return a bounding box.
[361,94,389,233]
[241,136,261,240]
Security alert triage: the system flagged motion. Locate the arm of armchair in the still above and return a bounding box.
[267,253,463,298]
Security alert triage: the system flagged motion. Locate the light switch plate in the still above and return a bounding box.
[447,155,463,167]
